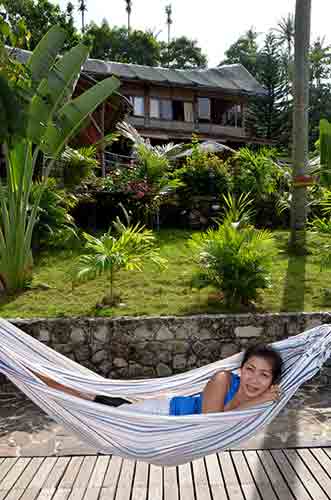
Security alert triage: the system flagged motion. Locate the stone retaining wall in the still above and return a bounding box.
[1,312,331,387]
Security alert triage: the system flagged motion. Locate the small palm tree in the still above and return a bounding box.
[75,214,166,306]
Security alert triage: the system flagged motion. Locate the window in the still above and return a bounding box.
[132,96,144,117]
[184,102,194,122]
[150,98,173,120]
[198,97,210,121]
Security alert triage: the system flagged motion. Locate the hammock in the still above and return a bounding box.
[0,318,331,466]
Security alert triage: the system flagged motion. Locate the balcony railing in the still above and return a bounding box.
[129,116,246,138]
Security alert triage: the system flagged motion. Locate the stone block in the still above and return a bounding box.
[39,328,50,342]
[235,326,263,338]
[156,325,174,341]
[71,327,85,344]
[75,346,90,362]
[221,343,238,358]
[113,357,128,369]
[156,363,172,377]
[173,354,186,370]
[94,325,109,343]
[92,350,106,364]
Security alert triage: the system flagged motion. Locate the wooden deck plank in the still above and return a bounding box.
[43,458,71,490]
[87,456,109,488]
[0,458,30,491]
[4,458,44,500]
[17,457,58,500]
[310,448,331,476]
[131,461,148,500]
[0,458,19,485]
[323,448,331,460]
[82,488,102,500]
[163,467,178,500]
[205,454,227,500]
[297,449,331,496]
[284,449,329,500]
[243,451,277,500]
[218,452,244,500]
[148,464,162,500]
[178,463,194,500]
[73,457,97,490]
[270,450,311,500]
[192,458,211,500]
[256,450,295,500]
[51,489,71,500]
[112,459,135,500]
[57,457,84,490]
[231,451,262,500]
[99,456,122,500]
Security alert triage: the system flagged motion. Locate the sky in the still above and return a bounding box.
[53,0,330,67]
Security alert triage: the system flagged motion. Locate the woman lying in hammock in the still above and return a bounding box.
[34,343,282,415]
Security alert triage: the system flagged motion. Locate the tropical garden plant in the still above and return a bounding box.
[172,136,230,199]
[29,178,78,250]
[0,25,120,292]
[189,194,275,307]
[74,209,166,306]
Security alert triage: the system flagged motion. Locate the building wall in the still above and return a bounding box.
[120,81,248,143]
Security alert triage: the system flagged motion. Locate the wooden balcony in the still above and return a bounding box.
[129,116,247,141]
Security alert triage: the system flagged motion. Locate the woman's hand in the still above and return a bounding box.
[251,385,281,405]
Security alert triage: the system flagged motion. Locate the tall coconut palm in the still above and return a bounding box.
[78,0,87,33]
[275,13,295,57]
[165,4,172,45]
[125,0,132,33]
[290,0,312,250]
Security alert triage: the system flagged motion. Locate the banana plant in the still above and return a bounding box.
[0,25,120,292]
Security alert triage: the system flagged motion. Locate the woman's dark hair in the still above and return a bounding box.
[241,344,282,383]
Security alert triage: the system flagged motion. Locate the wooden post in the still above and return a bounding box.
[100,103,106,178]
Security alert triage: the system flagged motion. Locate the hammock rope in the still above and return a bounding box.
[0,318,331,466]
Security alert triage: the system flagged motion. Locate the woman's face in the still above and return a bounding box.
[240,355,274,399]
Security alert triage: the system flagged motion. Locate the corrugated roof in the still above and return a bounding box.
[8,46,266,96]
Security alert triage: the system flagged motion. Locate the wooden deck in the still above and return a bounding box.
[0,448,330,500]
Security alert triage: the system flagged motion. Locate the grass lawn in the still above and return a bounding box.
[1,229,331,318]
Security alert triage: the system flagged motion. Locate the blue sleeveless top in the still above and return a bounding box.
[169,372,240,416]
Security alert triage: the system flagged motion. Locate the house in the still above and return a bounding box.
[83,58,267,146]
[8,47,266,147]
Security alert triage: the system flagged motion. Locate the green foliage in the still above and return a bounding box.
[217,192,255,227]
[173,137,230,198]
[60,145,99,187]
[246,32,289,143]
[87,22,161,66]
[231,147,283,199]
[319,119,331,186]
[75,215,166,304]
[189,220,274,307]
[219,28,258,76]
[1,0,81,50]
[0,25,120,292]
[160,36,207,69]
[29,178,78,250]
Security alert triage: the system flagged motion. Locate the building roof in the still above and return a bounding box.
[9,46,266,97]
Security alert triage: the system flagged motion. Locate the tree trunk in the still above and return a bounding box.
[290,0,311,252]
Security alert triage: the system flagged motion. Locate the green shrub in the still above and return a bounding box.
[231,147,283,199]
[61,145,99,187]
[189,197,275,307]
[30,178,79,250]
[173,138,230,199]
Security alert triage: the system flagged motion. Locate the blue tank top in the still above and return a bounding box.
[169,372,240,416]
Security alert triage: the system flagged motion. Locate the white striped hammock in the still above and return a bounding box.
[0,318,331,466]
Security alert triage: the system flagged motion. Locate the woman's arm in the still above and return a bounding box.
[202,371,231,413]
